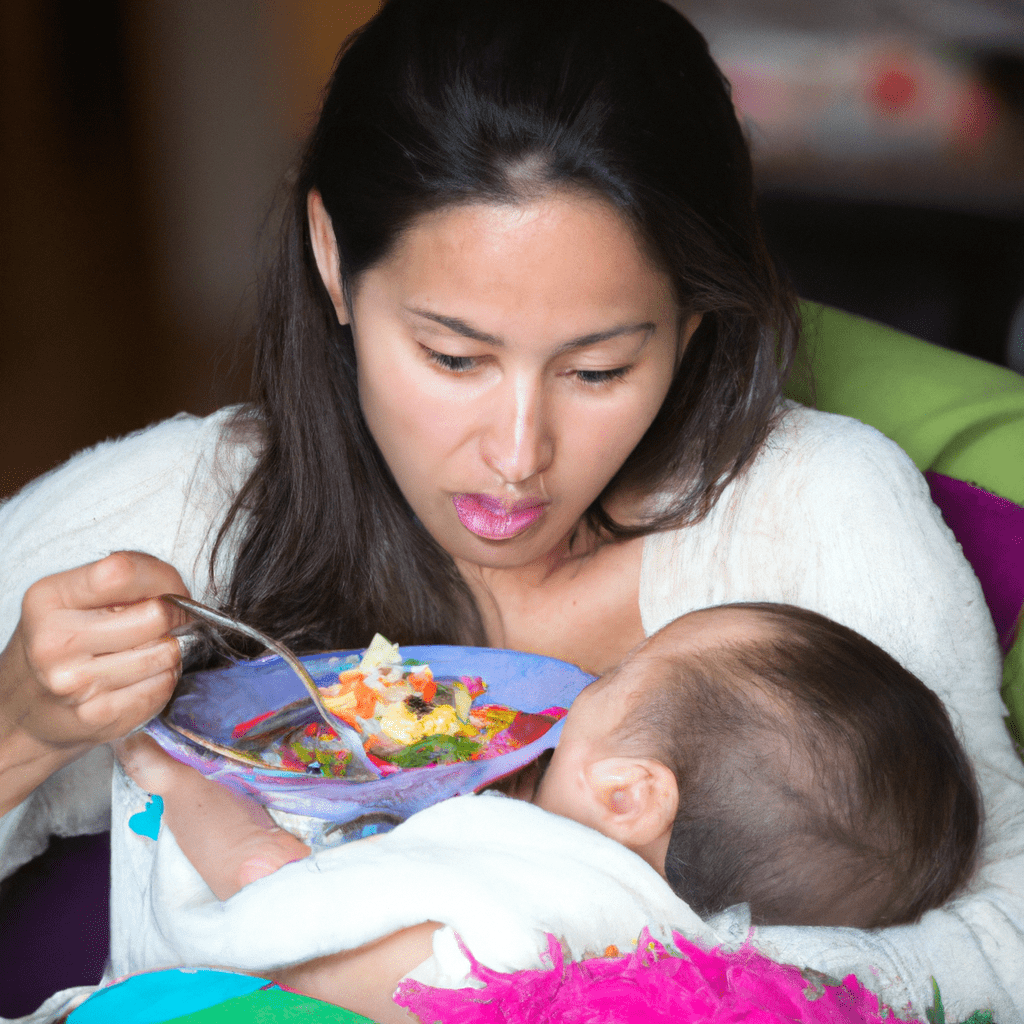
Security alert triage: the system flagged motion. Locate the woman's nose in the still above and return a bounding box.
[480,377,554,484]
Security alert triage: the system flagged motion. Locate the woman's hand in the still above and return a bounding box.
[0,551,189,815]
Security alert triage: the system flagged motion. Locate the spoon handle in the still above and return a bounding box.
[160,593,340,734]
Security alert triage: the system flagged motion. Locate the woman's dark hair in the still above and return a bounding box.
[640,604,982,928]
[213,0,799,652]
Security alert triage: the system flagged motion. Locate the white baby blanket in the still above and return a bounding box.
[110,783,721,983]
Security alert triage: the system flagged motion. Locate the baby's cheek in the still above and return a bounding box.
[532,762,568,814]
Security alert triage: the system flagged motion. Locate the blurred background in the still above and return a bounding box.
[1,0,1022,502]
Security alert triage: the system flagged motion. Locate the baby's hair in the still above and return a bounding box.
[631,603,981,928]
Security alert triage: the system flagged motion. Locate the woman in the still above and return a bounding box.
[1,0,1021,1020]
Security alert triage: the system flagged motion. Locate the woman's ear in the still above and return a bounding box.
[307,189,351,325]
[675,312,703,370]
[587,756,678,871]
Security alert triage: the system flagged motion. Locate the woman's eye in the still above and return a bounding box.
[424,348,476,373]
[573,366,631,386]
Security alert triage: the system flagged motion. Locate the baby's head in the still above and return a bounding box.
[534,603,981,928]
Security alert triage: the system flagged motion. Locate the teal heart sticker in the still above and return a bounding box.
[128,794,164,841]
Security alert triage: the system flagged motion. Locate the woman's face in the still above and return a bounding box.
[312,191,698,574]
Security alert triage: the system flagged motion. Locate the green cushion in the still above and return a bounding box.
[786,302,1024,506]
[785,302,1024,751]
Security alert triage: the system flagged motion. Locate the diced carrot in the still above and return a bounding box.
[323,673,379,725]
[322,691,360,728]
[351,678,378,719]
[408,669,436,703]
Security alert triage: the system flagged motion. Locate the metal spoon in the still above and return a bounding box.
[160,593,344,735]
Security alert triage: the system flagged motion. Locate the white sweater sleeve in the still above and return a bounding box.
[641,404,1024,1022]
[0,408,252,880]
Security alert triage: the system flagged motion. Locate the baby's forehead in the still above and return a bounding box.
[580,606,777,719]
[632,605,774,673]
[595,606,783,723]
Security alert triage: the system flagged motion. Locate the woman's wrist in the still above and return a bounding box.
[0,715,89,818]
[0,628,91,814]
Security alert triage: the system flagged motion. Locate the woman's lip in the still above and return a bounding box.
[453,493,547,540]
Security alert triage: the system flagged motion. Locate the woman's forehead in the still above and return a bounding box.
[359,193,676,317]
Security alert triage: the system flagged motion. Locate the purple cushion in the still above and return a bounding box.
[0,832,110,1016]
[925,471,1024,653]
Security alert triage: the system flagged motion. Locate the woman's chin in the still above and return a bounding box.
[447,522,577,575]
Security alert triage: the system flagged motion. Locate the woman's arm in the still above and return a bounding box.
[271,923,441,1024]
[0,408,253,881]
[0,552,187,817]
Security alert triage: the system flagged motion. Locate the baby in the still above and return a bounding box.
[121,600,981,934]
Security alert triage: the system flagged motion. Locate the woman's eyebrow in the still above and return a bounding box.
[405,307,656,351]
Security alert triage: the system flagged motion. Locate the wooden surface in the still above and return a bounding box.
[0,1,379,502]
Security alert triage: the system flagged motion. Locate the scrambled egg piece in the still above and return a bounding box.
[379,702,476,745]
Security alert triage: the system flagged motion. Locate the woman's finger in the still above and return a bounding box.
[24,551,190,619]
[41,636,182,702]
[17,552,192,688]
[57,665,182,746]
[27,600,187,663]
[83,551,189,609]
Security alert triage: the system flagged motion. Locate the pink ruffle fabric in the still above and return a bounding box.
[394,929,916,1024]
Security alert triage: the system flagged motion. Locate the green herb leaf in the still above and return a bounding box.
[386,734,481,768]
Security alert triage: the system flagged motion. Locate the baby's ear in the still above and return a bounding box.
[587,757,678,869]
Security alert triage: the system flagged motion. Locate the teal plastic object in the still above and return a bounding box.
[67,970,375,1023]
[67,970,269,1024]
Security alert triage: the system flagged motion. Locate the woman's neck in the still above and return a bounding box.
[455,516,602,616]
[453,520,646,674]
